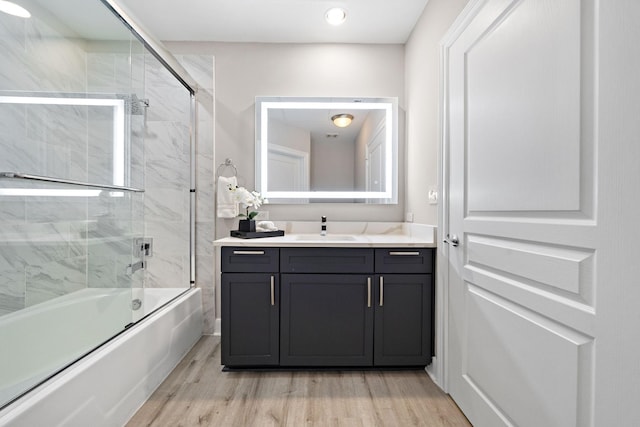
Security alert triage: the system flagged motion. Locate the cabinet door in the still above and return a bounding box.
[374,274,432,366]
[280,274,373,366]
[221,273,279,366]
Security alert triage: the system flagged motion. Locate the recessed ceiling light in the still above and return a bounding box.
[0,0,30,18]
[325,7,346,26]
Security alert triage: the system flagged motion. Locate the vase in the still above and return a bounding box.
[238,219,256,232]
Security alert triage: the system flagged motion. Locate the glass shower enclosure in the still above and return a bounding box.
[0,0,195,409]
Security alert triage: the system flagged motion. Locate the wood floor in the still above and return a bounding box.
[127,336,470,427]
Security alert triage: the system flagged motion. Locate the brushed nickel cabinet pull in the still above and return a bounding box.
[233,250,265,255]
[388,251,420,256]
[379,276,384,307]
[367,277,372,308]
[270,276,275,306]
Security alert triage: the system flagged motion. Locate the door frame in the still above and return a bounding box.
[432,0,484,392]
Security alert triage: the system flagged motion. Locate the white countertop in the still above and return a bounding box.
[213,222,437,248]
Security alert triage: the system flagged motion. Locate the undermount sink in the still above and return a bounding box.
[294,234,357,241]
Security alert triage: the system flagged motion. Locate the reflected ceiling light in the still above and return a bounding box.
[325,7,346,26]
[0,1,31,18]
[331,113,353,128]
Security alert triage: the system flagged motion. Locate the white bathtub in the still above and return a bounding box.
[0,287,202,426]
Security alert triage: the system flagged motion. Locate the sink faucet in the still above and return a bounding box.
[321,216,327,236]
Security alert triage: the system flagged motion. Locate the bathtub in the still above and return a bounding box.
[0,287,202,426]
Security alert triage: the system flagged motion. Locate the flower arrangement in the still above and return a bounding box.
[229,185,265,220]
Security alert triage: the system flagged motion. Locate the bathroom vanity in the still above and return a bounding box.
[216,222,436,369]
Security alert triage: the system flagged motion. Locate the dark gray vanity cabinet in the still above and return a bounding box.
[221,248,279,367]
[373,248,434,366]
[221,245,434,368]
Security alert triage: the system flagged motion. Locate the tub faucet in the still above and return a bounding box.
[321,216,327,236]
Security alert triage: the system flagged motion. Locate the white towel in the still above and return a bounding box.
[257,221,278,232]
[217,176,238,218]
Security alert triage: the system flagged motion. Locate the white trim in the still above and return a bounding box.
[214,317,221,336]
[437,0,490,393]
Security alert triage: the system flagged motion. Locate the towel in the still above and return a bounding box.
[257,221,278,232]
[217,176,238,218]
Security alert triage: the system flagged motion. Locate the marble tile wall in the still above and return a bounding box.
[175,54,216,335]
[141,53,192,289]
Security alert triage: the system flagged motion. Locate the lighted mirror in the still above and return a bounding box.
[256,96,398,203]
[0,93,129,197]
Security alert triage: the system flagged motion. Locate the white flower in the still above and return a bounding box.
[228,186,266,219]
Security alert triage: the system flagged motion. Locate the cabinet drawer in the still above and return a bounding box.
[221,247,279,273]
[281,248,374,273]
[375,248,434,274]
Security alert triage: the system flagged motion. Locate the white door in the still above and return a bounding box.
[443,0,640,426]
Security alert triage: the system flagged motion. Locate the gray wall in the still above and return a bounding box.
[404,0,469,225]
[165,42,406,238]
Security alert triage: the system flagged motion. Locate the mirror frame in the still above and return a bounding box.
[255,96,398,203]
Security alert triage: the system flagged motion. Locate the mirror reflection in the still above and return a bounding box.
[256,97,397,203]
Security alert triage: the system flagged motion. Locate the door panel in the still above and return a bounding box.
[374,274,432,366]
[466,0,583,212]
[464,286,592,427]
[221,273,279,366]
[280,274,373,366]
[466,234,595,302]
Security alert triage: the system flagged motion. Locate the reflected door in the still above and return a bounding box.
[366,123,385,193]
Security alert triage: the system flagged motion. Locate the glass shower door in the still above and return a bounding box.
[0,0,147,406]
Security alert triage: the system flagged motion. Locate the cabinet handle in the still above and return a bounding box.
[270,276,275,306]
[367,277,372,308]
[388,251,420,256]
[233,250,265,255]
[379,276,384,307]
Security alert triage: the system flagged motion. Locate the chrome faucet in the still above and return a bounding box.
[320,216,327,236]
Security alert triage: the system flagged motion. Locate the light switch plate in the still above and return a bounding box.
[428,186,438,204]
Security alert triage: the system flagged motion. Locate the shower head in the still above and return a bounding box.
[125,94,149,115]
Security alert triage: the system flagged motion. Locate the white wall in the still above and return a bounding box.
[165,42,405,238]
[310,136,355,190]
[404,0,469,225]
[270,120,311,155]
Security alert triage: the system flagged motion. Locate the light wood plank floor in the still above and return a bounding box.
[127,336,470,427]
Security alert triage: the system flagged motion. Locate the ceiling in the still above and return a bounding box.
[115,0,430,44]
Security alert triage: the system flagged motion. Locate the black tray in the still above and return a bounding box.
[230,230,285,239]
